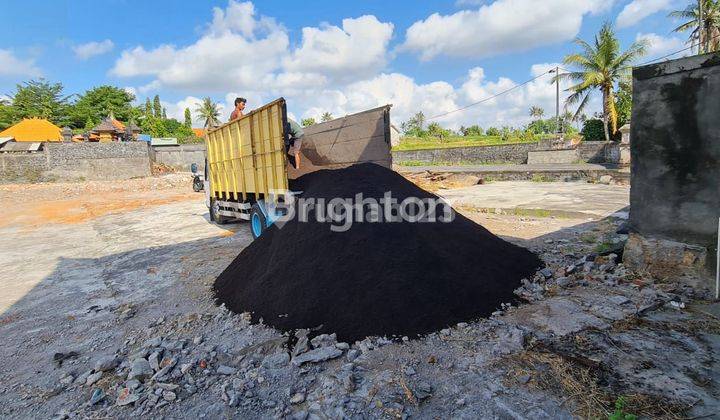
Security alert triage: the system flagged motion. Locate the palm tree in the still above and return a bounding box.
[529,106,545,120]
[555,23,647,141]
[320,112,333,122]
[195,97,220,128]
[669,0,720,54]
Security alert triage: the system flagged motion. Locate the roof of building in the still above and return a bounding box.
[126,121,141,132]
[0,118,62,142]
[92,117,123,133]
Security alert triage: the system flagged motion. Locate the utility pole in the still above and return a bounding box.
[555,66,560,137]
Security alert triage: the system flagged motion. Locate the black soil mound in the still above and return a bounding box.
[213,163,542,342]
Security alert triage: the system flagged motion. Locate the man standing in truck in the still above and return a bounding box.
[286,118,304,168]
[230,97,246,121]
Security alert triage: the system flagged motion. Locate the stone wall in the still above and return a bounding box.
[527,149,579,164]
[392,142,540,165]
[627,52,720,284]
[576,141,612,163]
[0,142,151,183]
[151,144,206,173]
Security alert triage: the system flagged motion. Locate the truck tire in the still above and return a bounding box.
[250,202,267,239]
[210,198,228,225]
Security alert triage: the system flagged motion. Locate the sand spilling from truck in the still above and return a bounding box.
[213,163,542,342]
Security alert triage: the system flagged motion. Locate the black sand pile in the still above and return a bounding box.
[214,163,542,342]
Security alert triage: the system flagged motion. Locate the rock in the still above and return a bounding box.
[335,342,349,350]
[128,358,153,381]
[455,398,466,406]
[216,365,237,375]
[162,391,177,402]
[262,352,290,369]
[126,379,141,390]
[518,374,531,384]
[556,277,571,288]
[60,374,74,385]
[86,371,103,386]
[292,347,343,366]
[193,336,203,345]
[413,381,433,400]
[290,393,306,404]
[116,387,140,406]
[148,351,161,371]
[346,349,361,362]
[599,175,613,184]
[74,370,93,385]
[310,333,337,348]
[152,357,177,380]
[403,366,416,376]
[539,268,553,279]
[94,356,121,372]
[180,363,193,374]
[609,295,631,305]
[293,330,310,357]
[144,337,162,348]
[89,388,105,405]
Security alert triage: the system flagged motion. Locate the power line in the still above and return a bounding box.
[425,70,553,121]
[423,33,719,122]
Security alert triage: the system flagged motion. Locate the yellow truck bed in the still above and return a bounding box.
[205,98,289,203]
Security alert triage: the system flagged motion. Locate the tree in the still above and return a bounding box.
[426,122,450,139]
[461,124,483,136]
[670,0,720,54]
[162,107,167,120]
[184,108,192,128]
[485,127,500,136]
[401,111,427,137]
[153,95,162,118]
[556,22,647,141]
[0,100,14,130]
[69,85,135,128]
[9,79,70,125]
[144,98,152,117]
[614,80,633,130]
[529,106,545,120]
[320,112,333,122]
[581,119,606,141]
[195,97,221,128]
[301,117,316,127]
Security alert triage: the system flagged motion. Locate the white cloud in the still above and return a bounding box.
[402,0,611,61]
[284,15,393,83]
[111,1,393,94]
[72,39,114,60]
[0,49,42,77]
[617,0,672,29]
[636,32,687,60]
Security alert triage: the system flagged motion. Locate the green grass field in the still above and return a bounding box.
[392,134,552,151]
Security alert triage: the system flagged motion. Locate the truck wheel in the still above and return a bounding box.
[210,198,228,225]
[250,202,267,239]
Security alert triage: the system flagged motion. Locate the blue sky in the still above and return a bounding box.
[1,0,690,127]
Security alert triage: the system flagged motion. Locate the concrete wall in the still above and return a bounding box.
[151,144,206,173]
[0,142,151,183]
[527,149,579,164]
[627,53,720,283]
[392,142,540,165]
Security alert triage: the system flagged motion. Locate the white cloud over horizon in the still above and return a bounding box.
[73,39,114,60]
[0,49,42,78]
[116,0,604,131]
[636,32,687,60]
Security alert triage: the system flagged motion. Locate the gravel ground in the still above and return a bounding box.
[0,177,717,419]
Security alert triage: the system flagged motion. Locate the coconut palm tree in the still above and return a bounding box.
[529,106,545,120]
[669,0,720,54]
[320,112,333,122]
[555,23,647,141]
[195,97,221,129]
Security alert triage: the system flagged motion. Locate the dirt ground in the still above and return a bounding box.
[0,174,717,419]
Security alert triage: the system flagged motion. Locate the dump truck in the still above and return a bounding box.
[204,98,393,238]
